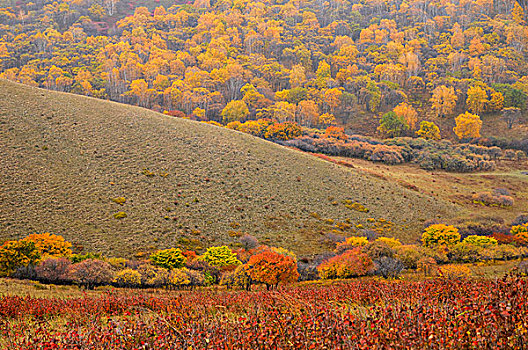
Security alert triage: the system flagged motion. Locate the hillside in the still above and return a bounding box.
[0,80,459,256]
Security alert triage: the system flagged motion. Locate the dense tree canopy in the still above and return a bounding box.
[0,0,527,138]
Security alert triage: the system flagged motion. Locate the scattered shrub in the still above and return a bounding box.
[113,211,127,219]
[512,214,528,226]
[518,260,528,276]
[106,257,128,270]
[448,243,485,263]
[438,265,472,279]
[375,237,402,248]
[394,245,425,269]
[184,268,207,288]
[239,234,259,250]
[417,257,438,276]
[70,252,103,263]
[472,192,514,207]
[374,257,404,279]
[111,197,126,205]
[270,247,297,262]
[362,241,395,260]
[297,261,319,281]
[220,264,252,290]
[422,224,461,248]
[323,126,348,141]
[186,260,220,285]
[137,264,169,288]
[317,248,374,280]
[511,224,528,246]
[462,235,498,247]
[168,268,191,289]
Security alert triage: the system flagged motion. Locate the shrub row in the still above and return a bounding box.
[282,134,526,172]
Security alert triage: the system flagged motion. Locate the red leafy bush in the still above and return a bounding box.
[1,277,527,349]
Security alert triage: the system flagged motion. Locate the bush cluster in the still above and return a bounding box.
[282,135,507,172]
[472,190,514,207]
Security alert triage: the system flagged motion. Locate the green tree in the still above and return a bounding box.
[378,111,409,137]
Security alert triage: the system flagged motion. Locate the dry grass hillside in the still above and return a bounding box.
[0,80,458,256]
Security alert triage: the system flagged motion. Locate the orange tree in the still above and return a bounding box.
[22,232,72,257]
[247,250,299,290]
[264,122,302,141]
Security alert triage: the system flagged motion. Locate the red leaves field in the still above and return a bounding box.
[1,277,527,349]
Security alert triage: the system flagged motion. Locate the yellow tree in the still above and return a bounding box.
[466,86,488,114]
[512,1,525,24]
[323,88,343,114]
[297,100,319,126]
[127,79,149,107]
[393,102,418,131]
[221,100,249,124]
[319,113,336,127]
[316,61,331,89]
[289,64,306,88]
[416,121,441,140]
[272,101,296,122]
[22,232,72,257]
[488,91,504,112]
[430,85,458,117]
[453,112,482,139]
[451,23,465,48]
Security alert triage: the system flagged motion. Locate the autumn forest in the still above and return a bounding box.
[1,0,528,140]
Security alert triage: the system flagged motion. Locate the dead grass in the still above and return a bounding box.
[0,80,457,256]
[333,156,528,227]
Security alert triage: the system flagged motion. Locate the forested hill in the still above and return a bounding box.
[1,0,528,138]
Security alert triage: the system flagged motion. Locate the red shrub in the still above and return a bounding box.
[317,248,374,279]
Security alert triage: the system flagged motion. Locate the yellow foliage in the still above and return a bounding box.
[453,112,482,139]
[375,237,402,248]
[22,232,72,257]
[439,265,472,279]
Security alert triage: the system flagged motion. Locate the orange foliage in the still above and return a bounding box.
[247,250,299,289]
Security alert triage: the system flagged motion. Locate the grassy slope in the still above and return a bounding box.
[0,80,458,256]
